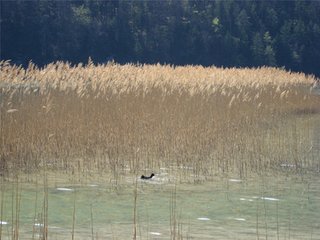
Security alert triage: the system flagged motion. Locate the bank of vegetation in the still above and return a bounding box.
[1,61,319,180]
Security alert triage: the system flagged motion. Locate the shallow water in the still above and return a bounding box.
[1,112,319,240]
[1,172,320,240]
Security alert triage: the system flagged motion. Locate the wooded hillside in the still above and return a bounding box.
[1,0,320,77]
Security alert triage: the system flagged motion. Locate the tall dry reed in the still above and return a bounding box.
[0,60,319,180]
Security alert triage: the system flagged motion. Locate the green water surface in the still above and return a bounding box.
[1,172,320,240]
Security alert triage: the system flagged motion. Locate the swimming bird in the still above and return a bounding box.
[140,173,155,180]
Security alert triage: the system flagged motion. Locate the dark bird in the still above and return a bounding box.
[141,173,155,180]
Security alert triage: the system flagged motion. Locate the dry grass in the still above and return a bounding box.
[0,60,319,180]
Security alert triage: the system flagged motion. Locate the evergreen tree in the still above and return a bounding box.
[1,0,319,77]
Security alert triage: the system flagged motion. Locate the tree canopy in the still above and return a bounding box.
[1,0,320,77]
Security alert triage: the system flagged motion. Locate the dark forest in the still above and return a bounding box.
[1,0,320,77]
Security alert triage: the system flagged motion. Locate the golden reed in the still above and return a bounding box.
[0,60,319,179]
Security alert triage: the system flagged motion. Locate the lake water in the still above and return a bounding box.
[1,114,319,240]
[1,171,320,240]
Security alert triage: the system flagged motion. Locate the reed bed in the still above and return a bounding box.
[0,60,319,180]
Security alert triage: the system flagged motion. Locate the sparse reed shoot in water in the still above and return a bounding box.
[0,60,319,180]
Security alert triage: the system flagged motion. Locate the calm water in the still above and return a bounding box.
[1,172,320,240]
[1,114,319,240]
